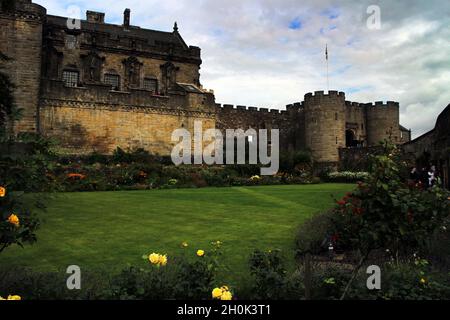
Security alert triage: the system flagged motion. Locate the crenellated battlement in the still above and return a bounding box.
[304,90,346,99]
[344,100,400,109]
[215,103,287,115]
[364,101,400,108]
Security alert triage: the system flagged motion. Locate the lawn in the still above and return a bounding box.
[0,184,353,284]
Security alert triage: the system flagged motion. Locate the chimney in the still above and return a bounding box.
[123,8,130,27]
[86,11,105,23]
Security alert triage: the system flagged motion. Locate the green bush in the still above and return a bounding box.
[247,249,289,299]
[0,266,109,300]
[325,171,369,183]
[296,211,334,256]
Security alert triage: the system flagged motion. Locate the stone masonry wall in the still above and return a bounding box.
[0,1,46,133]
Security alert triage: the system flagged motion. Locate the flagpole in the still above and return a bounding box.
[326,44,329,91]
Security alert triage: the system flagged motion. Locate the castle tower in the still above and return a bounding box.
[303,91,346,167]
[365,101,401,145]
[0,0,46,133]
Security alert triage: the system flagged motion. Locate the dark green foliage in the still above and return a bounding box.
[329,141,450,255]
[296,211,334,256]
[248,249,289,299]
[0,266,109,300]
[0,50,20,133]
[279,150,312,174]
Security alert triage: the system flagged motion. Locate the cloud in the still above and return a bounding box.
[34,0,450,138]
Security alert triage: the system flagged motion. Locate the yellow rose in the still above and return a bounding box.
[0,296,5,300]
[220,291,232,300]
[159,254,168,266]
[197,249,205,257]
[220,286,229,292]
[149,253,160,264]
[212,288,223,299]
[0,186,6,197]
[7,295,21,300]
[7,214,19,227]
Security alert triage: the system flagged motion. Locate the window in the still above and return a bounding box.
[143,78,158,92]
[104,74,120,91]
[65,35,77,50]
[62,70,79,87]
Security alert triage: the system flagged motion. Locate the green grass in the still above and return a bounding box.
[0,184,353,284]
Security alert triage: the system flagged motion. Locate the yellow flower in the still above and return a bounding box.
[420,278,426,284]
[7,214,19,227]
[149,253,160,264]
[220,286,229,292]
[212,288,223,299]
[181,242,188,248]
[197,249,205,257]
[221,291,232,300]
[159,254,168,266]
[0,186,6,197]
[7,295,21,300]
[0,296,5,300]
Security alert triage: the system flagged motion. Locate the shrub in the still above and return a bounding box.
[0,266,109,300]
[330,142,450,256]
[248,249,289,299]
[327,140,450,299]
[279,150,312,174]
[325,171,369,183]
[296,211,334,256]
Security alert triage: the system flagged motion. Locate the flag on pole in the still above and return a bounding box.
[325,44,328,60]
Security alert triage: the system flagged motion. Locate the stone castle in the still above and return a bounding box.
[0,0,411,167]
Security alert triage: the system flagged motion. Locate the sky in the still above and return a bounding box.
[36,0,450,138]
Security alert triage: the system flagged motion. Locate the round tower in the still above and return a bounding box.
[304,90,346,168]
[365,101,401,146]
[0,0,46,133]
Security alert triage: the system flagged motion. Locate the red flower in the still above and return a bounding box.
[337,200,346,206]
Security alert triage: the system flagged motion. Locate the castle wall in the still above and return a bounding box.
[402,104,450,188]
[214,104,297,152]
[40,103,215,155]
[39,79,215,154]
[0,0,46,133]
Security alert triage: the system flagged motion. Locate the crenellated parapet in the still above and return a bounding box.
[215,103,287,116]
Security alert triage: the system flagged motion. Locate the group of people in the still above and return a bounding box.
[410,165,442,189]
